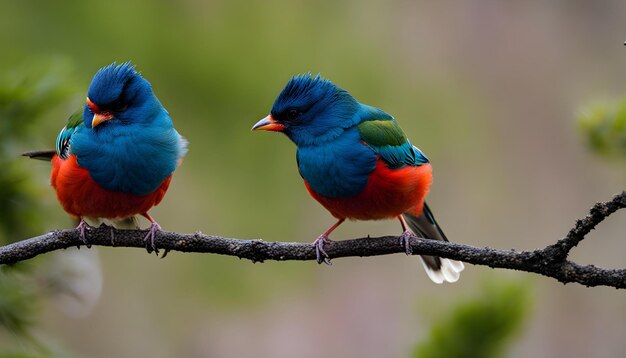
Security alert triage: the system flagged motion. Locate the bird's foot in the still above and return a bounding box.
[76,219,91,248]
[399,230,417,255]
[313,234,333,265]
[143,222,162,255]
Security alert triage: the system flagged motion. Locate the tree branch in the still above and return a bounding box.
[1,191,624,288]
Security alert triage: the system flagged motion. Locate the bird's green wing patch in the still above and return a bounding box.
[56,109,83,159]
[357,119,429,168]
[357,119,407,147]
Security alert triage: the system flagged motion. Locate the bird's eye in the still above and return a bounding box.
[286,109,299,121]
[112,104,129,113]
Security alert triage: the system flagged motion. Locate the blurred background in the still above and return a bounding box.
[0,0,625,357]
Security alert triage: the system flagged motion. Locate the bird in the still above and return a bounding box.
[252,74,463,283]
[24,62,187,253]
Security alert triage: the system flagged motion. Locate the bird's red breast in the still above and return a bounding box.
[304,159,432,220]
[51,154,172,219]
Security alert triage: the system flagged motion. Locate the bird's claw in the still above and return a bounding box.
[313,234,333,265]
[144,222,162,255]
[77,219,91,248]
[399,230,417,255]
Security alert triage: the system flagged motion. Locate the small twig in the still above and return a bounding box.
[1,191,624,288]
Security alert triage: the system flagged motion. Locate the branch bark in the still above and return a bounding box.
[1,191,624,288]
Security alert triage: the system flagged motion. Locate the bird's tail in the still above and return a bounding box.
[402,202,464,284]
[22,150,56,161]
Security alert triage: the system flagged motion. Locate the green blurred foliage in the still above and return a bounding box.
[414,280,532,358]
[0,268,37,339]
[0,62,76,244]
[0,269,56,358]
[0,63,76,357]
[578,100,626,159]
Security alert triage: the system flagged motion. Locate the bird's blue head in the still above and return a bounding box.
[84,62,162,129]
[252,74,360,146]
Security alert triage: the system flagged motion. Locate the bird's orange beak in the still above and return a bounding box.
[252,115,285,132]
[92,112,113,128]
[87,97,113,128]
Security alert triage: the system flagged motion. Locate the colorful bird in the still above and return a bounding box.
[252,74,463,283]
[25,62,187,252]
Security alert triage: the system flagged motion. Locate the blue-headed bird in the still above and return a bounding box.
[27,62,187,252]
[253,74,463,283]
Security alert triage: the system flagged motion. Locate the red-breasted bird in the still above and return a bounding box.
[24,62,187,252]
[252,74,463,283]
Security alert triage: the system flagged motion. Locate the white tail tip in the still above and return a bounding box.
[420,258,465,284]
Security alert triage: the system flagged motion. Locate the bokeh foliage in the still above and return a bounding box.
[578,99,626,159]
[0,63,76,357]
[414,280,532,358]
[0,62,75,244]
